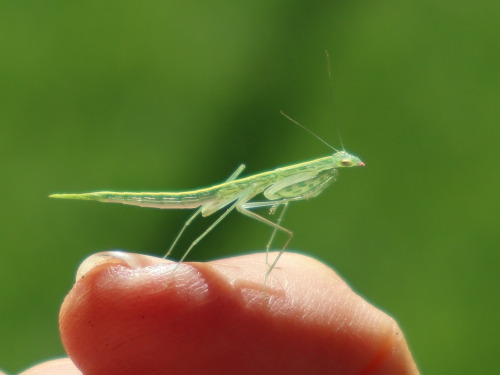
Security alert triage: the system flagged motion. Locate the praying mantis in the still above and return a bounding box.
[51,106,364,290]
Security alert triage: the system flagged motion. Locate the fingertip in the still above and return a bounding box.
[75,251,171,280]
[59,251,419,375]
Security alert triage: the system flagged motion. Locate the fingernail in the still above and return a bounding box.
[76,251,144,281]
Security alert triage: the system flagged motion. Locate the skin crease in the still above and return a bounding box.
[18,251,419,375]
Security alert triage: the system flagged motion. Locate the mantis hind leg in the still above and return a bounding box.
[164,164,246,260]
[171,185,255,273]
[176,201,238,264]
[164,206,202,259]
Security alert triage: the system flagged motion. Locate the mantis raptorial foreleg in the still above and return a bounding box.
[165,164,246,261]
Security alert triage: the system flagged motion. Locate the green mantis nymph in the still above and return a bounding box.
[51,117,364,290]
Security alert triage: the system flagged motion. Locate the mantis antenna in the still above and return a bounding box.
[279,50,350,153]
[279,110,339,152]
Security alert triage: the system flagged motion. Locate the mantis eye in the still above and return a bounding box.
[340,160,352,166]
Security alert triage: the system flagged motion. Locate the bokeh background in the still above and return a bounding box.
[1,1,498,373]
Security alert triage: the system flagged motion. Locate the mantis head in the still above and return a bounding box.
[331,151,365,168]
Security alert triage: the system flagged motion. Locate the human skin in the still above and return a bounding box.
[18,251,419,375]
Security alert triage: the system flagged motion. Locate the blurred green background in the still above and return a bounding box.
[1,1,498,373]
